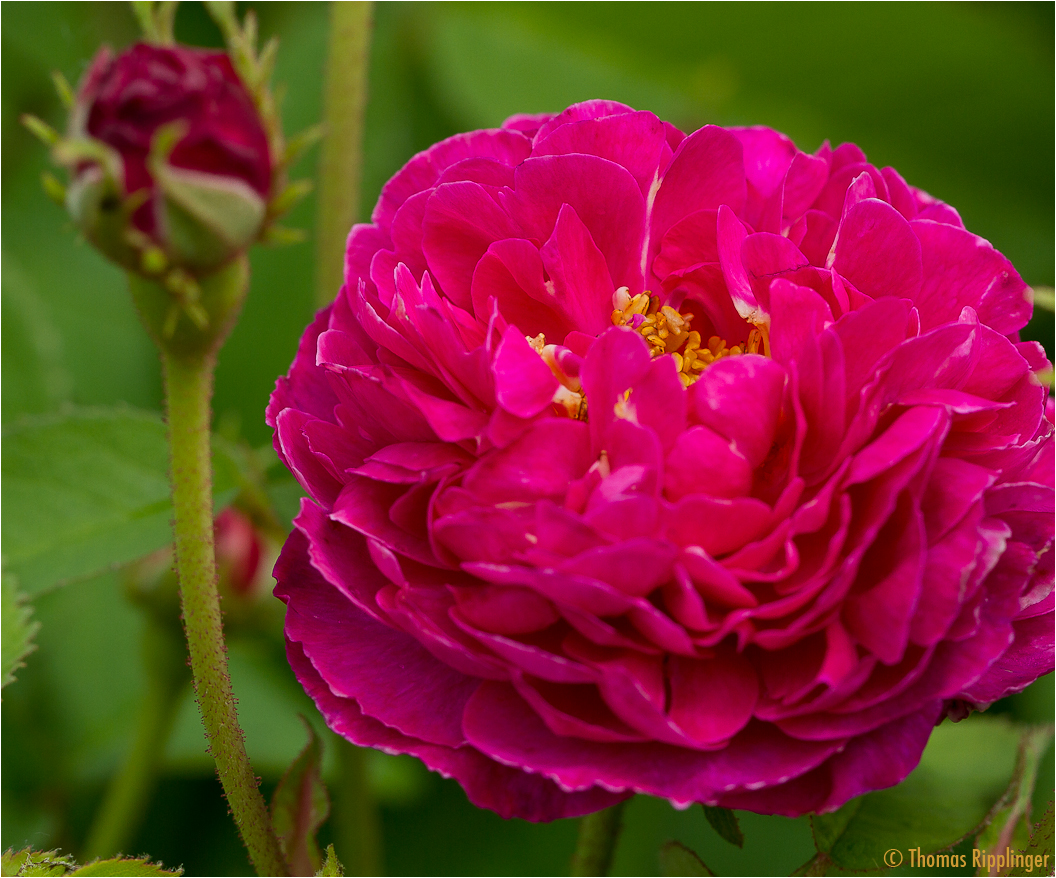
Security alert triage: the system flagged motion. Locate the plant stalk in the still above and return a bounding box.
[331,734,382,875]
[82,615,187,860]
[314,3,382,872]
[570,800,629,876]
[163,347,288,876]
[315,0,374,308]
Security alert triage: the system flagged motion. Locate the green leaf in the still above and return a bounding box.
[789,853,828,877]
[70,856,182,876]
[810,799,860,856]
[271,718,330,876]
[315,844,344,877]
[658,841,714,876]
[2,253,73,421]
[701,805,744,848]
[811,716,1022,871]
[1008,803,1054,876]
[1,572,39,689]
[1,848,76,876]
[3,407,241,595]
[0,848,180,877]
[164,636,321,778]
[976,726,1054,868]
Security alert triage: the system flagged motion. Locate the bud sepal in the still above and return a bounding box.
[129,254,248,358]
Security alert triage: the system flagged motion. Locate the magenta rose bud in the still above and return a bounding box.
[64,42,273,274]
[269,102,1054,820]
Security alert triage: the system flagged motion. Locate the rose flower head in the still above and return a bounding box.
[269,101,1054,820]
[24,11,316,334]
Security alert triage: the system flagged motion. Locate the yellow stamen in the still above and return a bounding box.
[745,323,771,357]
[609,289,770,387]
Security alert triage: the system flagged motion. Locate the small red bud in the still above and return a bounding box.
[69,42,273,273]
[214,507,265,597]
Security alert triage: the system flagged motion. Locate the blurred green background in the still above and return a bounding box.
[2,2,1053,875]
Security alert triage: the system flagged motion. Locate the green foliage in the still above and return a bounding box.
[0,849,179,877]
[315,844,344,878]
[1,849,76,877]
[1,255,73,420]
[658,841,714,876]
[2,407,241,595]
[67,857,181,877]
[1,573,39,689]
[976,726,1054,867]
[701,806,743,849]
[810,717,1027,871]
[789,853,827,877]
[270,719,330,875]
[1008,803,1054,877]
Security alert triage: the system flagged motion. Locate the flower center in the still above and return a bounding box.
[610,288,769,387]
[524,289,771,420]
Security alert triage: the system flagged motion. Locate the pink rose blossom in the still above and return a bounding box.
[268,101,1054,819]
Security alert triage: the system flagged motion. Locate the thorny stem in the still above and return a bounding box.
[570,800,629,876]
[163,346,288,876]
[315,0,374,308]
[82,615,188,860]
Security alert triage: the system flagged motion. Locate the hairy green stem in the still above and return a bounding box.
[163,348,288,876]
[315,0,374,308]
[82,616,187,859]
[313,3,381,872]
[570,800,628,876]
